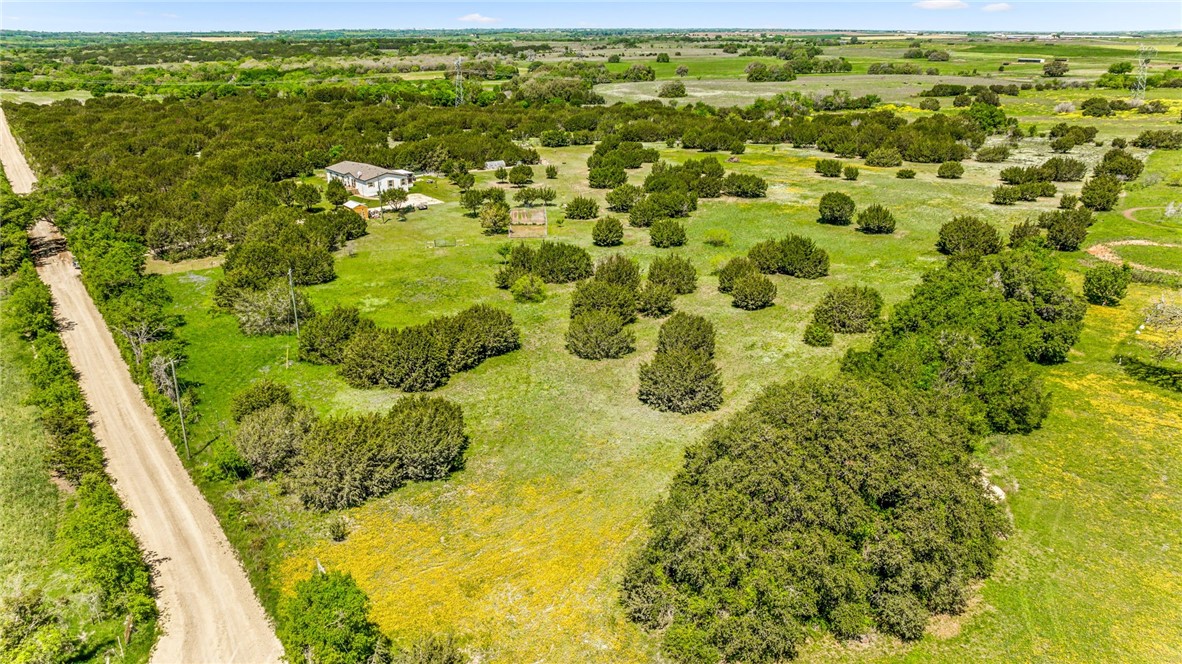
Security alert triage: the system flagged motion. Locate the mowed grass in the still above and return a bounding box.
[163,112,1182,660]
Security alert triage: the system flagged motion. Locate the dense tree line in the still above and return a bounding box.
[624,240,1084,661]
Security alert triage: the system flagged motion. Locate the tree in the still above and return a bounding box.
[232,281,316,336]
[676,65,689,77]
[231,379,294,422]
[1083,264,1131,306]
[479,200,511,234]
[460,189,485,216]
[1043,60,1069,77]
[593,216,624,246]
[731,274,777,310]
[514,187,541,207]
[936,216,1002,258]
[1040,208,1090,251]
[294,183,321,210]
[508,164,534,187]
[537,187,557,206]
[656,53,670,63]
[107,277,174,364]
[299,305,374,365]
[595,253,642,290]
[234,403,315,478]
[648,254,697,294]
[566,311,635,360]
[494,166,508,182]
[718,256,758,293]
[570,279,637,324]
[657,312,715,357]
[379,186,409,217]
[278,570,389,664]
[325,180,349,206]
[589,165,628,189]
[856,205,896,234]
[658,81,687,98]
[815,159,843,177]
[818,192,856,225]
[545,165,558,179]
[606,184,644,212]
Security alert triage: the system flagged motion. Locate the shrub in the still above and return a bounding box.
[721,173,768,197]
[818,192,856,225]
[1059,193,1079,209]
[658,81,687,98]
[606,184,644,212]
[566,196,600,220]
[918,98,940,111]
[657,312,716,358]
[595,253,642,290]
[842,165,860,181]
[811,286,883,333]
[1094,148,1144,181]
[589,165,628,189]
[937,216,1003,258]
[1009,221,1044,248]
[815,158,843,177]
[1083,264,1131,306]
[524,241,593,283]
[1080,175,1122,211]
[1016,181,1056,201]
[717,256,758,293]
[896,168,916,179]
[731,274,777,310]
[592,216,624,246]
[627,199,662,228]
[278,571,388,664]
[299,305,374,365]
[702,229,731,247]
[748,240,783,274]
[856,205,896,234]
[637,282,676,318]
[1040,156,1087,182]
[231,379,293,423]
[865,147,904,167]
[233,281,317,336]
[510,274,546,302]
[937,161,964,179]
[803,321,834,347]
[546,165,558,179]
[233,403,315,478]
[566,311,635,360]
[650,220,687,248]
[1039,208,1090,251]
[648,254,697,294]
[780,234,830,278]
[570,279,637,324]
[638,348,723,414]
[975,146,1010,162]
[991,185,1020,205]
[1081,97,1112,117]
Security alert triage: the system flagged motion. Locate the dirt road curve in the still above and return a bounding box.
[4,106,281,662]
[0,107,36,194]
[30,222,283,663]
[1086,238,1182,277]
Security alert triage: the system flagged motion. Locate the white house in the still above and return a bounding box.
[325,161,414,198]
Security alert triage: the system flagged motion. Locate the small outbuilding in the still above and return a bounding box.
[484,160,507,171]
[326,161,414,198]
[342,200,369,219]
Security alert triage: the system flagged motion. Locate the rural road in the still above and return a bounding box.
[5,106,282,662]
[0,106,36,194]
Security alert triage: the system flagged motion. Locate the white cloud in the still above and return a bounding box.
[913,0,969,9]
[982,2,1013,11]
[458,13,499,24]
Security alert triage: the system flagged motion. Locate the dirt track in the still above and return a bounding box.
[5,107,281,662]
[0,107,36,194]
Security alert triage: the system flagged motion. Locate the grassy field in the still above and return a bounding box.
[156,85,1182,661]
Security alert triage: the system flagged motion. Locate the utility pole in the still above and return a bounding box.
[287,267,300,337]
[454,56,464,106]
[170,357,190,460]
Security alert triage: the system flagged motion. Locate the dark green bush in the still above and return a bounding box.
[865,147,903,167]
[637,282,676,318]
[1083,264,1131,306]
[936,161,964,179]
[566,311,635,360]
[747,240,783,274]
[780,234,830,278]
[991,185,1020,205]
[1008,221,1044,248]
[650,220,687,248]
[812,286,883,333]
[278,570,388,664]
[571,279,637,325]
[657,312,716,358]
[803,321,834,347]
[231,379,294,423]
[936,216,1002,258]
[565,196,600,220]
[299,305,375,365]
[648,254,697,294]
[638,348,723,414]
[975,146,1010,162]
[818,192,856,225]
[856,205,897,234]
[233,403,315,478]
[1039,208,1091,251]
[606,184,644,212]
[815,158,843,177]
[721,173,768,197]
[896,168,917,179]
[589,165,628,189]
[592,216,624,246]
[731,274,777,310]
[1080,175,1122,211]
[842,165,860,181]
[717,256,758,293]
[595,253,642,290]
[1040,156,1087,182]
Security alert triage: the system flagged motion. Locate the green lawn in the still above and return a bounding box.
[160,107,1182,661]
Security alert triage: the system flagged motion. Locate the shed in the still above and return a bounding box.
[343,200,369,219]
[484,160,507,171]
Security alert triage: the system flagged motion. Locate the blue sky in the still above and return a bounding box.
[2,1,1180,34]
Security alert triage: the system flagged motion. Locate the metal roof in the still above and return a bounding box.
[326,160,410,182]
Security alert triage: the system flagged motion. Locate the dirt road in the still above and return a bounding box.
[5,106,281,662]
[0,107,36,194]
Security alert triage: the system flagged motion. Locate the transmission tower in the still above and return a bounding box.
[1132,44,1156,102]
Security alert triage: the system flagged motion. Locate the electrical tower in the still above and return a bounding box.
[1132,44,1156,102]
[453,56,465,106]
